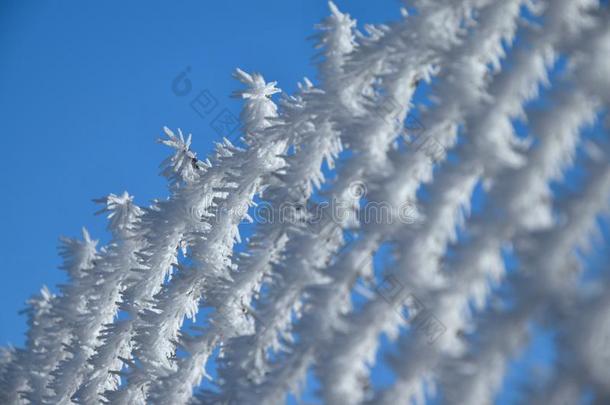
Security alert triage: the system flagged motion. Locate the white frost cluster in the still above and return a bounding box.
[1,1,610,405]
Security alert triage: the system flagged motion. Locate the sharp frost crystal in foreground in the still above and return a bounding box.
[2,1,610,404]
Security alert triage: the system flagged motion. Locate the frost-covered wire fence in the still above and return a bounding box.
[1,1,610,404]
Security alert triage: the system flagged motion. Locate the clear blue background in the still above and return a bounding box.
[1,1,608,403]
[0,1,398,402]
[0,0,400,346]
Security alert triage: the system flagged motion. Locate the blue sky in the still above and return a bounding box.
[0,0,401,346]
[1,1,608,403]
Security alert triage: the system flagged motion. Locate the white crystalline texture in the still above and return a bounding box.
[1,1,610,405]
